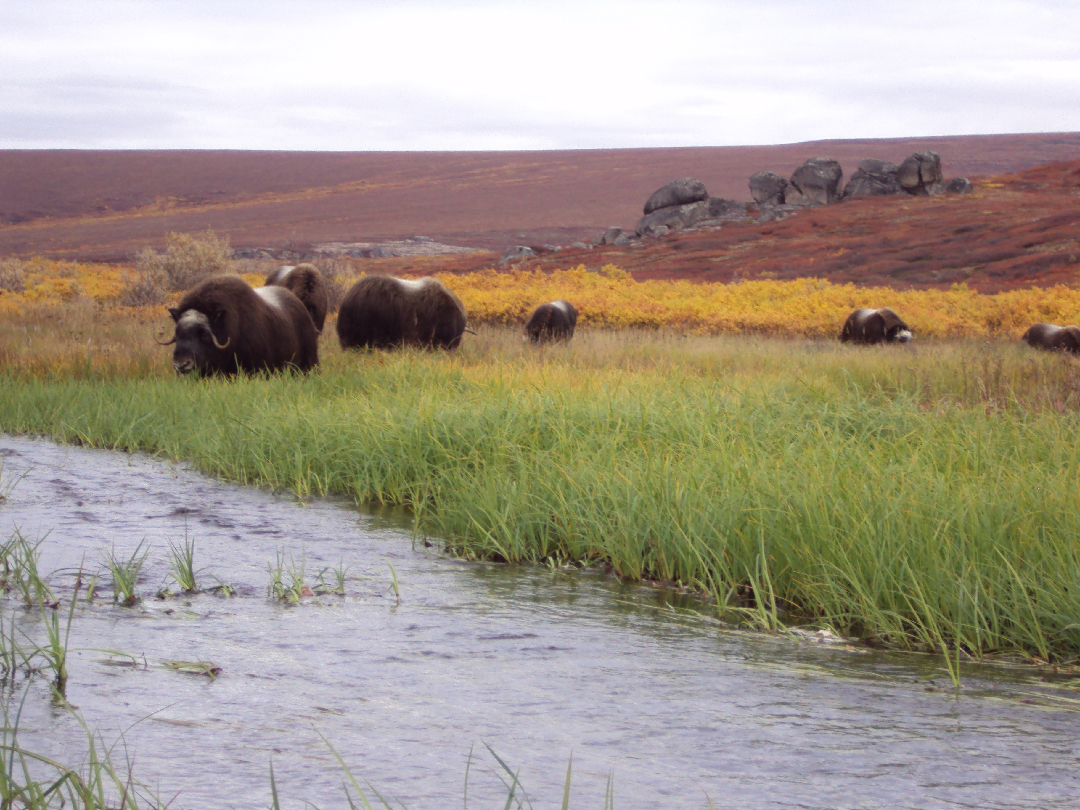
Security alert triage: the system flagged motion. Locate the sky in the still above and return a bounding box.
[2,0,1079,151]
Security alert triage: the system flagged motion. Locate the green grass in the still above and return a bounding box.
[2,328,1080,664]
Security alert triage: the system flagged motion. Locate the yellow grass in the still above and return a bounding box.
[3,258,1080,340]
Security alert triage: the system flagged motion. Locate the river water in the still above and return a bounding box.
[0,435,1077,809]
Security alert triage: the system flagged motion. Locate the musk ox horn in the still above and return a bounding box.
[211,333,231,350]
[155,335,177,346]
[463,327,478,335]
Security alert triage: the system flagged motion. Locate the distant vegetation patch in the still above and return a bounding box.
[5,247,1080,342]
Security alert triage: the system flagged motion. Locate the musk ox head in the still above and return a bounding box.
[1022,323,1080,354]
[164,276,319,376]
[264,263,328,332]
[839,308,913,345]
[336,275,467,350]
[525,300,578,343]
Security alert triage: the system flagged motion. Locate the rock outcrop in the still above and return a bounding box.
[636,200,710,237]
[597,226,631,246]
[749,171,788,205]
[842,159,902,199]
[789,157,844,205]
[944,177,974,194]
[897,151,943,195]
[498,245,535,265]
[643,178,709,215]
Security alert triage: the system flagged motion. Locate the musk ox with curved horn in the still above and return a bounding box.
[162,275,319,376]
[264,263,329,332]
[1022,323,1080,354]
[839,308,913,345]
[525,299,578,343]
[336,275,467,350]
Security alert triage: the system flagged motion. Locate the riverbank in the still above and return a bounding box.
[2,325,1079,665]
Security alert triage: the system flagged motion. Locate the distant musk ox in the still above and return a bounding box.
[336,275,467,350]
[839,308,914,345]
[1022,323,1080,354]
[264,263,329,332]
[525,300,578,343]
[163,275,319,376]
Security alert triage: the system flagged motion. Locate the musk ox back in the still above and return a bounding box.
[336,275,467,350]
[264,263,329,332]
[165,275,319,376]
[1023,323,1080,354]
[525,300,578,343]
[839,308,913,345]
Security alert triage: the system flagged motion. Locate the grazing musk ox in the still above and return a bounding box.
[264,263,329,332]
[336,275,467,350]
[1022,323,1080,354]
[525,300,578,343]
[163,275,319,375]
[840,308,913,345]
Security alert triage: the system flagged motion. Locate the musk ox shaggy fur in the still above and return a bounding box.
[839,308,914,345]
[264,263,329,332]
[164,275,319,376]
[525,300,578,343]
[1022,323,1080,354]
[336,275,467,350]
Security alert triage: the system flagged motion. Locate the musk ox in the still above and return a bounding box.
[1022,323,1080,354]
[525,300,578,343]
[336,275,467,350]
[264,263,329,332]
[163,275,319,376]
[839,308,913,345]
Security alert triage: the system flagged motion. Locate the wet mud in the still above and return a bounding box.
[1,435,1078,809]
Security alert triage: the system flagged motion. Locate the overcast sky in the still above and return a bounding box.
[3,0,1078,151]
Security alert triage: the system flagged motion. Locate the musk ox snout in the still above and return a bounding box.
[525,300,578,343]
[840,308,914,346]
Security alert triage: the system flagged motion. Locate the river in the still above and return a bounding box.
[1,435,1077,809]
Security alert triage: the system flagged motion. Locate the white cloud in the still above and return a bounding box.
[1,0,1078,149]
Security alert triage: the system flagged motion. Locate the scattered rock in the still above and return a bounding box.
[612,233,633,246]
[643,178,709,215]
[706,197,750,221]
[498,245,535,265]
[598,227,625,245]
[789,157,843,205]
[569,242,593,250]
[635,200,710,237]
[749,171,788,205]
[411,235,433,242]
[842,159,902,199]
[897,151,943,195]
[944,177,974,194]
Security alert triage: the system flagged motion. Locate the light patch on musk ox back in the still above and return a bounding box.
[551,300,570,315]
[394,277,437,292]
[255,285,292,313]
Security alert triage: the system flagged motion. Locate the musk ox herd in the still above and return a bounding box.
[158,265,1080,375]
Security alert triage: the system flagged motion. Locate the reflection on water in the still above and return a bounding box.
[1,435,1078,809]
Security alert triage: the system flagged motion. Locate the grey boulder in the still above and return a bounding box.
[598,227,625,245]
[749,171,788,205]
[897,151,943,195]
[842,159,902,198]
[789,157,843,205]
[635,200,709,237]
[944,177,974,194]
[643,178,709,215]
[498,245,535,265]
